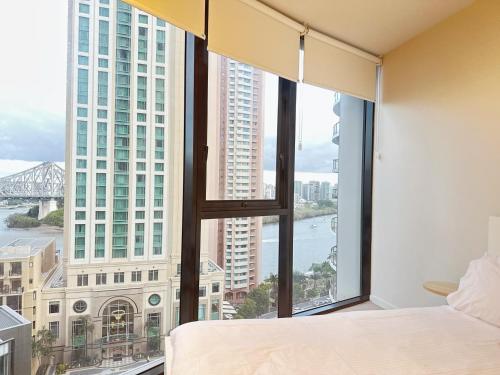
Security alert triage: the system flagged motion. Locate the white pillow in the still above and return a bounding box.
[447,254,500,327]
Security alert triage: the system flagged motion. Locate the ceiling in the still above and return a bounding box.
[260,0,474,56]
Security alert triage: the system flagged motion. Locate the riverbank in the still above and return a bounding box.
[262,206,336,224]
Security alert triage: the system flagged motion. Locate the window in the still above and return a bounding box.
[132,270,142,282]
[200,217,278,320]
[206,54,279,200]
[148,269,158,281]
[96,273,107,285]
[114,272,124,283]
[49,301,60,314]
[49,321,59,338]
[73,300,87,314]
[199,286,206,297]
[212,282,220,293]
[291,87,366,312]
[75,211,85,220]
[77,274,88,287]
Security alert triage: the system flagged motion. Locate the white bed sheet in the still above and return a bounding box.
[167,306,500,375]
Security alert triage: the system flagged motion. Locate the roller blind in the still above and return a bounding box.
[123,0,205,38]
[208,0,301,81]
[304,32,379,102]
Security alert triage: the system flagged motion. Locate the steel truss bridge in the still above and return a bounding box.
[0,162,65,199]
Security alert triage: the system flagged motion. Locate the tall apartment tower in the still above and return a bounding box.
[209,56,264,305]
[62,0,224,365]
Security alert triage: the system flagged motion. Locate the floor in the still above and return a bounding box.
[333,301,381,313]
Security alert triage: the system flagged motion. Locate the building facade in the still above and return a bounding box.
[209,56,265,304]
[54,0,224,368]
[0,238,57,335]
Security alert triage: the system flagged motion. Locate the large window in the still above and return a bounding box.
[180,36,374,324]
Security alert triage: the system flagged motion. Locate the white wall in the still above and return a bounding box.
[372,0,500,308]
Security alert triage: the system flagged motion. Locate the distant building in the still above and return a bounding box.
[320,181,331,201]
[264,184,275,199]
[309,181,321,202]
[301,183,311,201]
[0,305,32,375]
[294,181,303,203]
[0,238,57,335]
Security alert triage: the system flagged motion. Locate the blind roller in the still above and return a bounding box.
[208,0,301,81]
[304,32,379,102]
[123,0,205,39]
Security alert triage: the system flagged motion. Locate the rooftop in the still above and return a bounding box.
[0,238,55,259]
[0,305,31,330]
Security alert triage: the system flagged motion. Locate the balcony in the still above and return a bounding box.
[332,121,340,145]
[333,92,341,116]
[332,158,339,174]
[0,285,23,295]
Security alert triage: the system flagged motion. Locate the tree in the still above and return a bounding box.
[266,273,279,306]
[27,205,39,218]
[5,213,40,228]
[32,328,56,369]
[235,299,257,319]
[41,208,64,227]
[247,284,271,316]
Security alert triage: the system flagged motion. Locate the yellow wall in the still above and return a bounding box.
[372,0,500,308]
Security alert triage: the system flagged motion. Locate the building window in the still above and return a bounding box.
[49,321,59,338]
[77,274,88,287]
[148,270,158,281]
[212,282,220,293]
[175,289,180,300]
[131,271,142,282]
[49,301,60,314]
[148,294,161,306]
[96,273,107,285]
[114,272,125,283]
[73,300,87,314]
[199,286,206,297]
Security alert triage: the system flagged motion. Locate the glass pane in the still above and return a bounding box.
[206,53,279,200]
[292,84,364,313]
[198,216,279,321]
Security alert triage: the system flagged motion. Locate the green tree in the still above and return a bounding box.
[41,208,64,227]
[32,328,56,368]
[5,213,40,228]
[27,205,39,218]
[266,273,279,306]
[236,299,257,319]
[248,284,271,316]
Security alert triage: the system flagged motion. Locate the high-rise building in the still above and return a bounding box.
[209,56,264,305]
[55,0,223,367]
[320,181,331,201]
[301,183,311,201]
[309,181,321,202]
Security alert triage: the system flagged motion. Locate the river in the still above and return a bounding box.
[0,207,64,251]
[0,207,334,282]
[260,214,335,282]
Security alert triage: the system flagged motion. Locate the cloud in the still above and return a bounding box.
[0,111,65,162]
[264,136,338,173]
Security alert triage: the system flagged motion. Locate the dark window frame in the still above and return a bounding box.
[180,36,374,323]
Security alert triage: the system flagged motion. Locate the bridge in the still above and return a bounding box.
[0,162,65,219]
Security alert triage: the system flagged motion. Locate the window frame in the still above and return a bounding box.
[179,32,374,324]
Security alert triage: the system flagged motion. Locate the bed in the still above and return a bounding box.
[166,218,500,374]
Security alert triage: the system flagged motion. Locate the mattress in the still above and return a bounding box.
[166,306,500,374]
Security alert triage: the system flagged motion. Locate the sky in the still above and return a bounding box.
[0,0,67,176]
[0,0,338,181]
